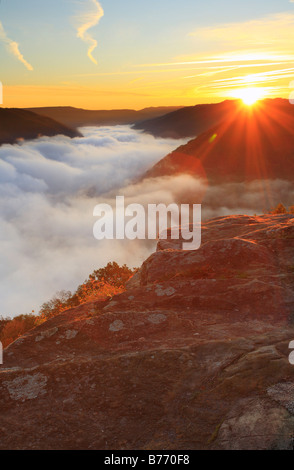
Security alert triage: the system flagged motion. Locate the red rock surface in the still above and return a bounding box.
[1,214,294,450]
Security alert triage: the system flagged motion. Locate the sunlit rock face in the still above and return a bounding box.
[1,214,294,450]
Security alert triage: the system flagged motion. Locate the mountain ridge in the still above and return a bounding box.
[143,99,294,183]
[25,106,183,128]
[0,108,82,146]
[135,98,294,139]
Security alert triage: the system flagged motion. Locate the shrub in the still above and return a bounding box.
[39,262,137,321]
[1,262,137,348]
[0,314,41,348]
[271,203,287,214]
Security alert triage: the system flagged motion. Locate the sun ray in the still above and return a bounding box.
[230,87,267,106]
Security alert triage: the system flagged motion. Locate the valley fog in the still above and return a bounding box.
[0,125,293,317]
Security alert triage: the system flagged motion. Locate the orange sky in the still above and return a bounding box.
[1,2,294,109]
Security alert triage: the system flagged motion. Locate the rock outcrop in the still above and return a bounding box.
[1,214,294,450]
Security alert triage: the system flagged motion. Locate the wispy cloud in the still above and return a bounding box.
[127,13,294,102]
[74,0,104,65]
[0,21,33,71]
[212,67,294,86]
[135,53,294,69]
[136,13,294,71]
[189,12,294,49]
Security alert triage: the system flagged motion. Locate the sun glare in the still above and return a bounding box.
[232,87,266,106]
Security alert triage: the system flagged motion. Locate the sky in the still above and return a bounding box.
[0,0,294,109]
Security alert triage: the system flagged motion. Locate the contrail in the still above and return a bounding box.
[75,0,104,65]
[0,21,33,71]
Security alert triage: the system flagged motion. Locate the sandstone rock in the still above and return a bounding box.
[0,214,294,450]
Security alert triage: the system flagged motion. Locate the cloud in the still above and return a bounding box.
[0,125,292,318]
[0,21,33,71]
[74,0,104,65]
[0,126,188,317]
[132,13,294,101]
[189,13,294,49]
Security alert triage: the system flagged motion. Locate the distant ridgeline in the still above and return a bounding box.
[0,108,82,146]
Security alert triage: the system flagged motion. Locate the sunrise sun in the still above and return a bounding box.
[232,87,266,106]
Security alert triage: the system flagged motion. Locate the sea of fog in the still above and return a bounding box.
[0,126,189,317]
[1,125,293,317]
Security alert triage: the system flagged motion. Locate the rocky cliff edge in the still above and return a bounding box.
[1,214,294,450]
